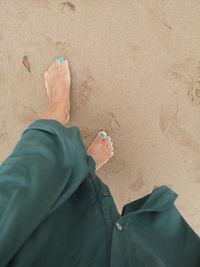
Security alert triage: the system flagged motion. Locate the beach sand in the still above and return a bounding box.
[1,0,200,234]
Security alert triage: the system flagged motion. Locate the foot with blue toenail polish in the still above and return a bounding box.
[42,57,71,126]
[87,130,114,171]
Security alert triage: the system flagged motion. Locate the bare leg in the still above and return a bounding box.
[41,57,114,170]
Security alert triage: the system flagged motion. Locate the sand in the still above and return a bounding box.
[0,0,200,235]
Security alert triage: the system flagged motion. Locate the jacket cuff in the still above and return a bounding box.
[23,119,97,176]
[23,119,68,136]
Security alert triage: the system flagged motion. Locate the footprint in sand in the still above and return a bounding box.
[163,58,200,105]
[159,104,200,154]
[13,103,39,124]
[75,80,94,106]
[159,104,178,134]
[188,79,200,105]
[98,112,121,135]
[188,61,200,105]
[107,112,121,133]
[107,158,126,173]
[163,69,183,81]
[55,41,67,51]
[42,35,69,52]
[129,171,144,192]
[163,57,193,81]
[80,81,92,105]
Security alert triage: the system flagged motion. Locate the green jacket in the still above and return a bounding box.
[0,119,199,267]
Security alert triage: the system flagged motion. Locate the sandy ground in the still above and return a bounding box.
[1,0,200,235]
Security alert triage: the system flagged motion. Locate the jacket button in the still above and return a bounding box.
[102,193,110,197]
[115,222,123,231]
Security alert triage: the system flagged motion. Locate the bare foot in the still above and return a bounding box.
[42,57,71,126]
[87,131,114,171]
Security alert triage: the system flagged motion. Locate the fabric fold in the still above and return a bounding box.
[122,186,178,215]
[0,119,93,267]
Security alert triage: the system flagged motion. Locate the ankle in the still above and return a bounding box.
[41,102,68,126]
[48,101,68,112]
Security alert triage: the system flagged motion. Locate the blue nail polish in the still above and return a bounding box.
[59,57,65,63]
[100,133,106,138]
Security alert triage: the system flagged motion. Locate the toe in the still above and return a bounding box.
[104,136,111,144]
[95,131,107,143]
[61,59,70,72]
[58,57,65,63]
[58,58,70,76]
[63,58,69,65]
[107,142,114,151]
[49,60,59,70]
[56,58,62,64]
[57,57,69,66]
[54,60,61,69]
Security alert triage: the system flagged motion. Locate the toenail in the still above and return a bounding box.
[59,57,65,63]
[100,132,106,138]
[109,141,113,145]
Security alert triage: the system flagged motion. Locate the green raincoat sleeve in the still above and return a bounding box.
[0,119,93,267]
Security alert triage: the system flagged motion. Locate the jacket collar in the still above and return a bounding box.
[122,185,178,215]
